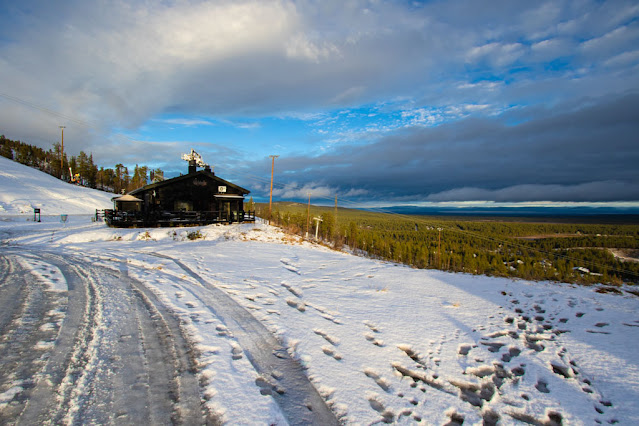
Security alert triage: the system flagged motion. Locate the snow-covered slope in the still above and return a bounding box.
[2,161,639,424]
[0,156,113,215]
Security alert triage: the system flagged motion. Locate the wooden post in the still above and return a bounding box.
[306,193,311,238]
[438,228,442,270]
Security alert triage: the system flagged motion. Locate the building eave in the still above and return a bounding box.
[129,170,250,196]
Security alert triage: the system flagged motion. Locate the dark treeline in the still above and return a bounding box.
[0,135,163,194]
[258,202,639,286]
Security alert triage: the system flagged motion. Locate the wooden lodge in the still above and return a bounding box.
[104,150,255,228]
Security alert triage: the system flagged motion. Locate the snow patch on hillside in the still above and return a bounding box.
[0,156,113,215]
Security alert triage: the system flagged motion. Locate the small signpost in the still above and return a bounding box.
[313,216,323,240]
[33,208,41,222]
[60,214,68,227]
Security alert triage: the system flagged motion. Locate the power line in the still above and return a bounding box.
[0,92,102,129]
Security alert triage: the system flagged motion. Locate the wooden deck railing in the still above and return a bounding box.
[101,209,256,228]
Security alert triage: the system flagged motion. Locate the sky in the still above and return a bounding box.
[1,0,638,208]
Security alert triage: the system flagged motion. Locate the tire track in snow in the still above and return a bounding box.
[0,253,66,422]
[146,252,339,426]
[117,261,208,424]
[0,255,29,336]
[15,251,106,424]
[0,249,206,425]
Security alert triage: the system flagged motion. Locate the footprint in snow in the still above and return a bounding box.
[367,395,394,423]
[321,346,343,361]
[281,282,303,298]
[255,376,285,396]
[586,329,611,334]
[458,344,473,356]
[216,325,232,337]
[286,298,306,312]
[364,369,392,392]
[314,329,340,346]
[535,379,550,393]
[364,332,385,347]
[364,320,381,333]
[231,344,243,360]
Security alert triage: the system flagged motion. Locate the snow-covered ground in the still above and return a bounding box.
[2,159,639,424]
[0,156,113,215]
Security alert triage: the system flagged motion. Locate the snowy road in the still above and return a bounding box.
[0,244,338,425]
[0,248,207,424]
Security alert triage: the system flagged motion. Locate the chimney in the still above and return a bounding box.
[188,159,197,174]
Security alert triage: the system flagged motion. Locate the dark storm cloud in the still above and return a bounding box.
[263,93,639,202]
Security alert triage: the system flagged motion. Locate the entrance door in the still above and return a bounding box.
[220,201,231,222]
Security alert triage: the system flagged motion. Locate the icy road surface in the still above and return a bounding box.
[0,249,206,424]
[0,243,337,425]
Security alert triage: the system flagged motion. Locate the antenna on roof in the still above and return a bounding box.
[181,149,211,173]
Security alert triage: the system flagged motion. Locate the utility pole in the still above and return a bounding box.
[268,155,278,225]
[306,192,311,238]
[334,195,338,240]
[59,125,66,177]
[438,228,442,270]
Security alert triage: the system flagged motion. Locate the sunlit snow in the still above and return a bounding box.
[2,159,639,424]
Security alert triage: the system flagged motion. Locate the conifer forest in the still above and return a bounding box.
[258,202,639,287]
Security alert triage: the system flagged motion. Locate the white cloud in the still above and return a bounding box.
[273,182,334,200]
[279,111,329,121]
[157,118,214,127]
[136,1,298,63]
[580,25,639,57]
[529,37,573,61]
[456,80,502,91]
[285,33,340,63]
[427,181,639,203]
[466,42,526,67]
[603,49,639,67]
[401,108,443,127]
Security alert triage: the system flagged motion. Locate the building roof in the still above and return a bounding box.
[214,194,245,199]
[112,194,143,202]
[129,170,250,196]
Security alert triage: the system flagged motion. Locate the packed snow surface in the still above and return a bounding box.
[2,159,639,424]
